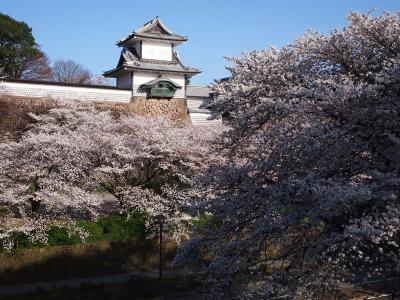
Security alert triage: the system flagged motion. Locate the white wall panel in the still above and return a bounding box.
[142,41,172,61]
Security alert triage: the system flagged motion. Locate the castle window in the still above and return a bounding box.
[149,81,177,98]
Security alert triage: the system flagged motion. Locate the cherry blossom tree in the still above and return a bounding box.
[0,101,220,249]
[175,12,400,298]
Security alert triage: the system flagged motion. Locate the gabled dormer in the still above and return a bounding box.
[116,17,187,62]
[117,17,187,47]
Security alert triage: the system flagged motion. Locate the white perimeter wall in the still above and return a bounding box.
[189,112,221,125]
[187,97,208,110]
[187,96,222,125]
[141,41,172,61]
[0,81,132,103]
[133,71,185,98]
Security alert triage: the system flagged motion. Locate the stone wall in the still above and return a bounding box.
[128,97,191,126]
[0,95,191,142]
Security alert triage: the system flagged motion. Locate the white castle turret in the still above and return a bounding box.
[104,17,201,100]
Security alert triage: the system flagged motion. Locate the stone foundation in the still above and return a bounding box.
[0,96,191,142]
[128,97,191,126]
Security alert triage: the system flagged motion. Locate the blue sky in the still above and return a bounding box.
[1,1,399,85]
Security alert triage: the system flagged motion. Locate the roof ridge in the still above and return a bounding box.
[142,16,159,27]
[117,18,187,46]
[136,16,173,36]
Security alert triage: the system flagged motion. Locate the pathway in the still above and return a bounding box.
[0,271,170,296]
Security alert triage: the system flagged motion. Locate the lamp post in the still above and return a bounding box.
[156,215,165,280]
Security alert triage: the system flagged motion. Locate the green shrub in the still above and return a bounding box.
[6,233,34,249]
[47,227,81,246]
[75,220,104,242]
[0,212,148,250]
[76,214,147,243]
[97,215,126,240]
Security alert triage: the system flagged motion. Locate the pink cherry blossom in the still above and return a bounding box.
[175,12,400,298]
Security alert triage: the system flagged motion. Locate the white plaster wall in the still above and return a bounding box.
[117,72,132,89]
[132,71,185,98]
[133,72,160,86]
[141,41,172,61]
[0,81,132,103]
[187,97,207,110]
[167,74,185,89]
[165,73,185,99]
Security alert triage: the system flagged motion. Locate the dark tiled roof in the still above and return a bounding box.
[104,47,201,77]
[132,32,187,42]
[117,17,187,46]
[140,75,182,88]
[188,108,212,113]
[186,85,213,97]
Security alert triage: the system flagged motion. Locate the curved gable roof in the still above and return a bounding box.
[117,17,187,46]
[136,17,173,35]
[140,75,182,89]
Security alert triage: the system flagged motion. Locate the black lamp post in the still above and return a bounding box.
[156,215,166,280]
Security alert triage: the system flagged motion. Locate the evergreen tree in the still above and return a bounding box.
[0,13,51,80]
